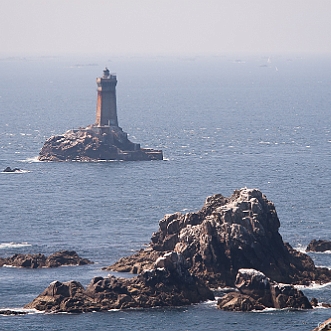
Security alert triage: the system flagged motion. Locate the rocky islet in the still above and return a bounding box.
[38,69,163,162]
[0,250,93,268]
[38,125,163,162]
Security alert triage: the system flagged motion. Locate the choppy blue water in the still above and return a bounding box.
[0,54,330,330]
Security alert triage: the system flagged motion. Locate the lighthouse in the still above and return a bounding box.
[38,68,163,161]
[95,68,118,127]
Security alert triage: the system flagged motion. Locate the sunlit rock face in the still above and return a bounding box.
[38,125,163,161]
[108,188,331,287]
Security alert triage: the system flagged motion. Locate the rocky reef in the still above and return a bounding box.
[217,268,312,311]
[306,239,331,252]
[0,250,92,268]
[107,188,331,287]
[38,125,163,161]
[24,252,214,313]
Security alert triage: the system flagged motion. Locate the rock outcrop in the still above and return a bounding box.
[0,250,92,268]
[107,188,331,287]
[306,239,331,252]
[38,126,163,161]
[24,252,214,313]
[3,167,22,173]
[217,269,312,311]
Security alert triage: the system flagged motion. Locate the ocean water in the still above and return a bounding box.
[0,54,330,330]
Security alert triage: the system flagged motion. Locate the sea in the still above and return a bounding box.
[0,53,330,330]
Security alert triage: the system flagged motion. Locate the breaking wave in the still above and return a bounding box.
[0,242,32,249]
[295,281,331,290]
[21,156,40,163]
[0,308,43,315]
[1,169,30,174]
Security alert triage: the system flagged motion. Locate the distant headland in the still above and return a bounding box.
[38,68,163,161]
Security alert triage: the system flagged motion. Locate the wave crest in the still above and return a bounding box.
[0,242,32,249]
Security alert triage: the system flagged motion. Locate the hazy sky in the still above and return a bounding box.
[1,0,331,56]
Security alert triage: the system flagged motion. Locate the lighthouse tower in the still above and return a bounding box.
[95,68,118,127]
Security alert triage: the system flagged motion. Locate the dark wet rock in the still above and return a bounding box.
[24,252,214,313]
[0,250,92,268]
[106,188,331,287]
[310,297,319,307]
[0,253,46,268]
[0,310,28,315]
[312,318,331,331]
[38,126,163,162]
[3,167,21,172]
[217,269,312,311]
[307,297,331,309]
[46,250,92,267]
[306,239,331,252]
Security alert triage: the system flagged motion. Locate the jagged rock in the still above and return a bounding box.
[217,269,312,311]
[102,248,162,274]
[24,252,214,313]
[107,188,331,287]
[306,239,331,252]
[0,250,92,268]
[38,126,163,161]
[311,318,331,331]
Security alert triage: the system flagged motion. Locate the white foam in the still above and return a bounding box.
[294,245,306,254]
[295,281,331,290]
[0,242,32,249]
[0,308,43,315]
[252,307,277,312]
[309,250,331,255]
[313,303,331,309]
[200,299,217,307]
[1,169,30,174]
[22,156,40,163]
